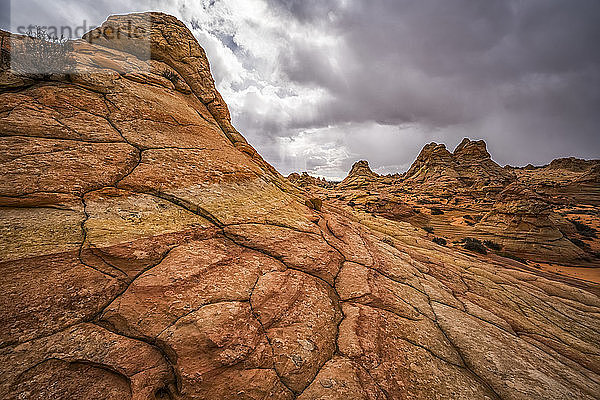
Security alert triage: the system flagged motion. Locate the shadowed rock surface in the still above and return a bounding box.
[1,13,600,400]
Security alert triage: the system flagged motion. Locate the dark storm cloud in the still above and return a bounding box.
[251,0,600,175]
[267,0,339,22]
[279,0,600,125]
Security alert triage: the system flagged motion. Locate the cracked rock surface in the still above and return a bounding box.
[1,12,599,400]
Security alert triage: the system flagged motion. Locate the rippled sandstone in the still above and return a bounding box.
[1,12,599,400]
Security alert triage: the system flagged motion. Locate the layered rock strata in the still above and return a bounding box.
[1,13,599,400]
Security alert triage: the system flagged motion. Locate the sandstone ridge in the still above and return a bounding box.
[312,138,600,268]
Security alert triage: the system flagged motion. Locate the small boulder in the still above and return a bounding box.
[305,197,323,211]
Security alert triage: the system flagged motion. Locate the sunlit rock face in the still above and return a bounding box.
[1,12,599,400]
[404,138,515,190]
[337,160,380,190]
[316,135,599,268]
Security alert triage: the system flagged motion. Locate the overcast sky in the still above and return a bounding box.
[10,0,600,179]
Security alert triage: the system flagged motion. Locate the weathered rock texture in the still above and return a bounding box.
[1,12,600,400]
[316,137,600,268]
[288,172,335,189]
[337,160,380,190]
[404,138,515,191]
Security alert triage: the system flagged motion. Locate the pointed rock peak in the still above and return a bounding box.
[348,160,377,177]
[337,160,379,189]
[83,12,247,146]
[453,138,490,160]
[412,142,454,164]
[419,142,452,157]
[403,142,456,180]
[421,142,447,152]
[455,137,473,151]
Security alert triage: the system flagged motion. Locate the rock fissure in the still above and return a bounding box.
[91,322,180,398]
[429,302,504,400]
[247,275,299,398]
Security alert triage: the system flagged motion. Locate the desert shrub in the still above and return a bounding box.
[568,219,597,238]
[430,207,444,215]
[11,27,74,78]
[463,237,487,254]
[417,198,439,205]
[432,237,447,246]
[498,252,527,263]
[570,238,587,249]
[304,197,323,211]
[161,68,180,84]
[483,240,502,251]
[423,226,434,234]
[381,236,394,246]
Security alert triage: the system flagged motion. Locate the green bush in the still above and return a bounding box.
[570,238,587,249]
[568,219,597,238]
[483,240,502,251]
[381,236,394,246]
[432,237,447,246]
[161,69,180,84]
[498,252,527,264]
[304,197,323,211]
[463,237,487,254]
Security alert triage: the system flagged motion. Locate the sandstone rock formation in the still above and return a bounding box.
[516,159,600,206]
[404,138,515,192]
[1,12,600,400]
[288,172,335,189]
[404,142,460,185]
[476,183,588,264]
[314,138,599,268]
[337,160,380,190]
